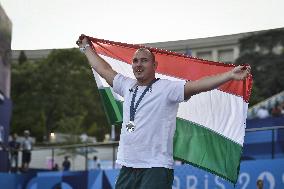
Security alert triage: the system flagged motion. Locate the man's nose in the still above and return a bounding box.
[135,60,143,66]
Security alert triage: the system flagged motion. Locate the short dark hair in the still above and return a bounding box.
[135,48,155,62]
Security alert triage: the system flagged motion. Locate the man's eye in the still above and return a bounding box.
[141,59,148,63]
[133,59,138,63]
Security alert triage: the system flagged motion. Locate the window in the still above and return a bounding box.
[218,49,233,63]
[196,51,212,61]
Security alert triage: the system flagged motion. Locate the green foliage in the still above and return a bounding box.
[11,49,109,142]
[239,29,284,55]
[236,29,284,106]
[249,85,266,106]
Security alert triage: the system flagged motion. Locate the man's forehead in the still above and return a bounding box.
[134,49,151,57]
[133,48,155,60]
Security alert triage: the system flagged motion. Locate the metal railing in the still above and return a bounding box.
[7,126,284,172]
[22,141,119,171]
[245,125,284,159]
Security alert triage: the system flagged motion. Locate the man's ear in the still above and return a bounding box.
[153,61,158,70]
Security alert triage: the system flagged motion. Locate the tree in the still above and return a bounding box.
[18,50,27,64]
[11,49,109,142]
[235,28,284,106]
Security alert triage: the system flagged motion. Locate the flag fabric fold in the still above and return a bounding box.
[87,36,253,184]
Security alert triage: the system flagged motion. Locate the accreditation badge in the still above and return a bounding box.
[126,121,135,133]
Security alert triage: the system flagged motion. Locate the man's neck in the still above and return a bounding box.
[137,77,156,86]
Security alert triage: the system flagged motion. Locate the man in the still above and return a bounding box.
[8,133,20,172]
[76,35,250,189]
[62,156,71,171]
[21,130,33,172]
[256,179,264,189]
[256,106,269,119]
[92,155,100,170]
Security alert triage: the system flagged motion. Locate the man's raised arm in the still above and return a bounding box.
[184,65,251,100]
[76,35,117,87]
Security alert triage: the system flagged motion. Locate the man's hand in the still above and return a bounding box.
[229,65,251,80]
[76,34,117,87]
[184,65,251,99]
[76,34,90,47]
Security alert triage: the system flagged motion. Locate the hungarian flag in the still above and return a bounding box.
[86,36,252,184]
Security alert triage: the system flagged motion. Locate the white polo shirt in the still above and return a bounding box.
[113,74,185,169]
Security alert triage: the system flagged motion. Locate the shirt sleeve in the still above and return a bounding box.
[113,73,133,97]
[166,80,186,103]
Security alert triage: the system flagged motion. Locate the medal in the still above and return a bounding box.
[127,78,160,133]
[126,121,135,133]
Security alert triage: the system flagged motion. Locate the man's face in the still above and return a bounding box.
[132,49,156,83]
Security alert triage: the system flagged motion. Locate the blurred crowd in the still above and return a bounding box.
[256,101,284,119]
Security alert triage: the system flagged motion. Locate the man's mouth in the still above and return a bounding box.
[136,69,143,74]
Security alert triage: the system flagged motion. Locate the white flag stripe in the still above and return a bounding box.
[102,55,135,79]
[92,70,124,102]
[178,90,247,145]
[91,69,106,89]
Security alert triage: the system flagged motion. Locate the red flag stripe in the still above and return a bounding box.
[87,36,252,102]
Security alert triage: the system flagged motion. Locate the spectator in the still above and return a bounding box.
[256,106,269,119]
[271,103,282,117]
[97,163,101,169]
[8,133,20,173]
[62,156,71,171]
[21,130,33,172]
[52,163,59,171]
[256,179,263,189]
[93,156,101,170]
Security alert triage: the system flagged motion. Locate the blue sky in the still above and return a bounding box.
[1,0,284,50]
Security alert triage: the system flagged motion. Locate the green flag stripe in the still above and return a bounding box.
[98,88,123,125]
[174,118,242,183]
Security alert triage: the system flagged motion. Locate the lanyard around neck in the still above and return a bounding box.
[130,78,159,121]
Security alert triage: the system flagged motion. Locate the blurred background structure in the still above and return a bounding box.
[0,4,12,172]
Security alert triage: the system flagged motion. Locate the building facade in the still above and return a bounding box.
[11,30,264,64]
[145,32,254,64]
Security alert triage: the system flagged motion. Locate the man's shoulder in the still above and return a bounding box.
[157,78,184,86]
[117,74,136,82]
[114,74,136,87]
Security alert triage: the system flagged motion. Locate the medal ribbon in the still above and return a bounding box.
[130,78,159,121]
